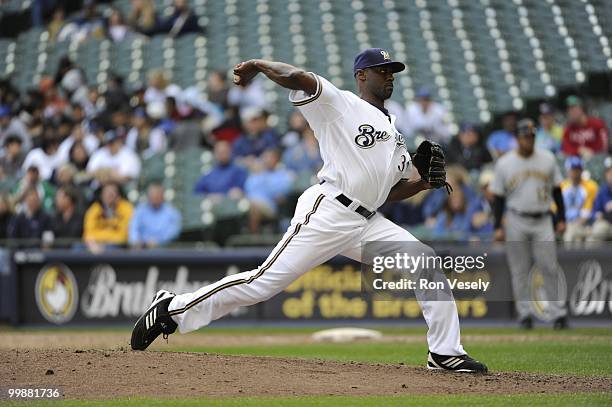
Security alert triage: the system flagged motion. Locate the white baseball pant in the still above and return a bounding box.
[168,183,466,356]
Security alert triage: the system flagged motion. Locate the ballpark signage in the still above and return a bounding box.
[569,260,612,316]
[16,251,258,325]
[10,247,612,325]
[80,264,215,318]
[34,264,79,324]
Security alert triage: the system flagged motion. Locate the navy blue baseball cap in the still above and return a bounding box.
[353,48,405,76]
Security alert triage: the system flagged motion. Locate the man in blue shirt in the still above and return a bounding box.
[193,141,248,197]
[129,183,181,248]
[487,111,518,158]
[590,157,612,241]
[245,149,293,233]
[232,107,280,161]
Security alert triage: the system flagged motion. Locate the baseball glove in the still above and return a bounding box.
[411,140,453,194]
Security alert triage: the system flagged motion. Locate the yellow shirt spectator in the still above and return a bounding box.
[83,184,133,251]
[560,178,598,221]
[83,199,133,244]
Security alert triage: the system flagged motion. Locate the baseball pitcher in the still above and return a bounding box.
[131,49,487,373]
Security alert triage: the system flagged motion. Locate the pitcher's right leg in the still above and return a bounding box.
[132,185,364,349]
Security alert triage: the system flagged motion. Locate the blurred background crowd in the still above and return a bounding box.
[0,0,611,251]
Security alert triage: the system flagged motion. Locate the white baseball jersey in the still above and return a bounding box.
[489,148,563,213]
[166,71,467,357]
[288,74,412,210]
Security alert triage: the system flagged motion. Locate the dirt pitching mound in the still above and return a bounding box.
[1,349,611,399]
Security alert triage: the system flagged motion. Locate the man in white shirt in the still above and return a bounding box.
[87,129,141,184]
[131,49,487,374]
[0,105,32,152]
[403,87,451,147]
[22,137,65,180]
[57,122,100,162]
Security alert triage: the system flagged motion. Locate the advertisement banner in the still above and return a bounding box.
[11,245,612,326]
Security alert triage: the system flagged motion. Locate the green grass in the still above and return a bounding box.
[2,394,611,407]
[163,327,612,377]
[168,341,612,377]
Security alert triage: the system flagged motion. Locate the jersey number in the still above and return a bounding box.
[398,154,407,172]
[537,186,550,203]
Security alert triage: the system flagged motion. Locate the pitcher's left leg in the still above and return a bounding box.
[341,215,464,356]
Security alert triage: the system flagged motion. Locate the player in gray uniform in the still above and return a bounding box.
[489,119,568,329]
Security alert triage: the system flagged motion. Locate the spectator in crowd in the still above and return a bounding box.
[422,165,477,226]
[31,0,56,27]
[560,156,598,242]
[129,183,181,248]
[0,135,25,180]
[0,193,14,240]
[126,107,166,157]
[83,182,133,254]
[22,136,64,180]
[487,111,518,158]
[59,65,89,109]
[155,0,202,37]
[207,70,230,110]
[469,170,495,239]
[68,141,91,176]
[58,121,99,161]
[281,110,308,148]
[194,140,247,197]
[56,0,106,43]
[589,157,612,241]
[128,0,158,34]
[56,115,76,142]
[104,74,131,113]
[562,96,609,157]
[233,107,280,163]
[228,78,268,112]
[107,8,133,42]
[40,76,68,117]
[54,163,89,210]
[87,129,141,184]
[431,171,492,241]
[51,185,84,242]
[245,149,293,234]
[144,69,170,105]
[403,87,451,146]
[0,105,31,152]
[536,103,562,153]
[446,123,492,171]
[47,7,66,43]
[85,85,102,118]
[12,166,55,211]
[7,187,53,244]
[431,186,472,240]
[281,123,322,174]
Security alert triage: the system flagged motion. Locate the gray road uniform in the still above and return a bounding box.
[489,149,567,321]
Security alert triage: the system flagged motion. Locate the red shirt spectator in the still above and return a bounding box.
[562,96,609,156]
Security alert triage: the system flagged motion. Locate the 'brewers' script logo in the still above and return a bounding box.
[380,50,391,60]
[355,124,392,149]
